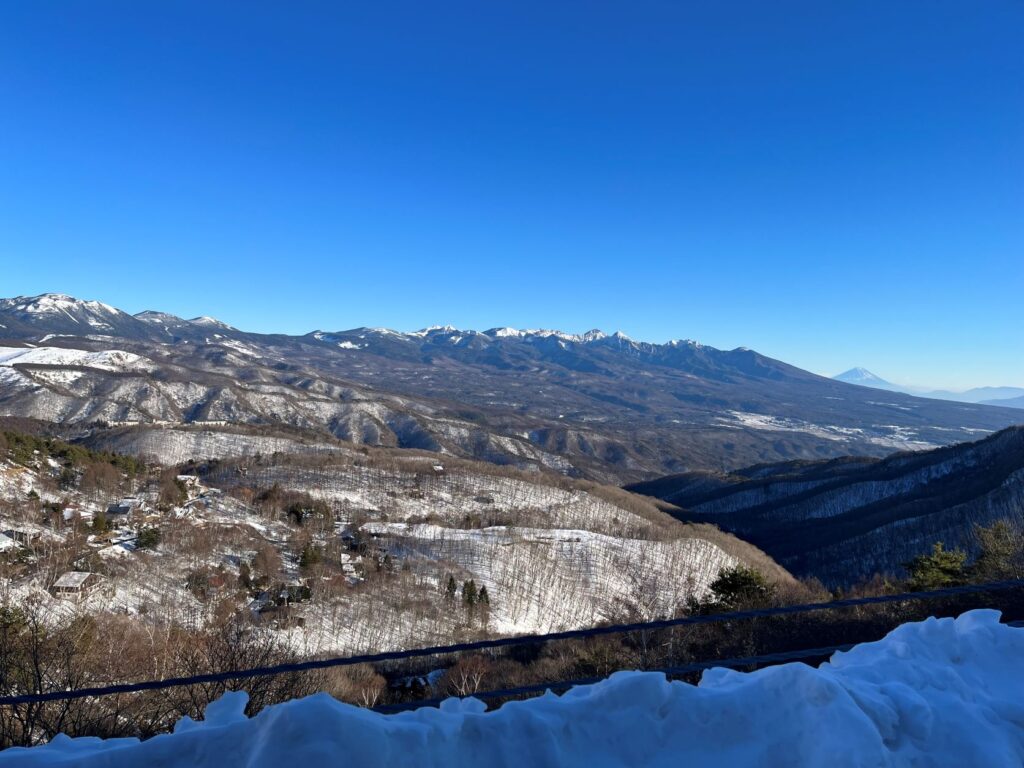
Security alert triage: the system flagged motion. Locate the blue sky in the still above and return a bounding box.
[1,1,1021,389]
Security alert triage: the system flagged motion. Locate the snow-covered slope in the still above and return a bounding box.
[0,438,784,657]
[0,346,154,372]
[362,521,735,634]
[2,610,1021,767]
[201,455,785,646]
[86,426,350,465]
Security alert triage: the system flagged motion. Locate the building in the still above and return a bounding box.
[62,504,96,525]
[105,497,143,522]
[0,527,41,546]
[50,571,100,598]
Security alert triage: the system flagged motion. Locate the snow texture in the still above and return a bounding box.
[1,610,1022,767]
[0,346,154,372]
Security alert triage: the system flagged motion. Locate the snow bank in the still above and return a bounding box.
[2,610,1023,767]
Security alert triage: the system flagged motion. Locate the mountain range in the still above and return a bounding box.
[834,368,1024,408]
[1,294,1022,484]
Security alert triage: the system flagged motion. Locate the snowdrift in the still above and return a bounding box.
[2,610,1023,767]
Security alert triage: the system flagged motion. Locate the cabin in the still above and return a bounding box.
[50,571,100,598]
[62,504,96,525]
[105,497,143,522]
[1,527,41,547]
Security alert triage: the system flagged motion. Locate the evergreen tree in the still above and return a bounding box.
[136,527,161,549]
[445,574,458,605]
[462,579,478,607]
[905,542,967,591]
[476,585,491,625]
[707,566,774,610]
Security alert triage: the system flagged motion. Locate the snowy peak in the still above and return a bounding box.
[479,327,621,344]
[1,293,117,316]
[135,310,235,331]
[188,316,236,330]
[0,293,122,328]
[836,367,884,382]
[316,325,647,346]
[0,293,155,339]
[833,367,899,390]
[135,310,186,324]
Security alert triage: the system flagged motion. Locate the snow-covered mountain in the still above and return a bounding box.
[2,294,1022,482]
[0,294,154,339]
[832,367,903,392]
[832,367,1024,406]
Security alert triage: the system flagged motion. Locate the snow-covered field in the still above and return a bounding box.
[1,610,1021,767]
[720,410,942,452]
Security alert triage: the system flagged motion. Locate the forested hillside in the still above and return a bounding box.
[629,426,1024,585]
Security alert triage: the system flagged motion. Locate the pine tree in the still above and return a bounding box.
[462,579,477,606]
[707,566,774,610]
[445,574,458,605]
[476,585,491,626]
[905,541,967,591]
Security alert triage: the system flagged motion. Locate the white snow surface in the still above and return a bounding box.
[0,346,153,372]
[1,610,1022,767]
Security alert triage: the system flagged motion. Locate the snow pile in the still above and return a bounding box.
[2,610,1023,766]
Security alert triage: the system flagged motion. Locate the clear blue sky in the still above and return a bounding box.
[1,1,1021,389]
